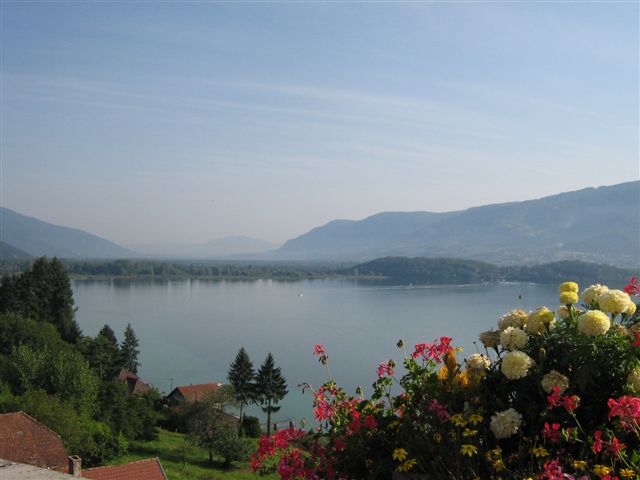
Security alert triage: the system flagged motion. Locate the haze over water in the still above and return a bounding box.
[73,279,558,424]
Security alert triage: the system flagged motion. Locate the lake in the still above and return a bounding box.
[72,279,559,426]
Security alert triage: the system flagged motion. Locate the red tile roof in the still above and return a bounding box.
[0,411,69,471]
[82,458,167,480]
[117,368,151,395]
[170,383,222,403]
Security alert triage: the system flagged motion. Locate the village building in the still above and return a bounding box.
[0,459,78,480]
[0,411,69,472]
[117,368,152,396]
[166,382,223,406]
[81,458,167,480]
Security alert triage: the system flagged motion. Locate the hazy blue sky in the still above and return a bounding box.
[1,2,638,245]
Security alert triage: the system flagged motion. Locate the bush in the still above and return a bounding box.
[252,280,640,479]
[241,415,262,437]
[211,427,251,468]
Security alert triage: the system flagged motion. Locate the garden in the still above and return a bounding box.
[251,279,640,480]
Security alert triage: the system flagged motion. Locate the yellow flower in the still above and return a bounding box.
[559,282,579,293]
[559,291,579,305]
[397,458,417,472]
[600,289,632,315]
[460,444,478,456]
[392,448,408,461]
[469,413,484,425]
[438,365,449,380]
[493,459,506,471]
[572,460,587,471]
[593,465,612,476]
[450,414,467,427]
[577,310,611,336]
[463,428,478,437]
[433,433,441,443]
[532,446,548,457]
[619,468,636,478]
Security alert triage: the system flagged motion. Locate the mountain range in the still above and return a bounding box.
[1,181,638,265]
[270,181,640,267]
[0,207,134,259]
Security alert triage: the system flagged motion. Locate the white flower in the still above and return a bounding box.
[581,284,609,305]
[541,370,570,394]
[466,353,490,371]
[490,408,523,439]
[599,290,632,315]
[577,310,611,336]
[501,351,534,380]
[498,309,528,330]
[499,327,528,351]
[479,330,501,349]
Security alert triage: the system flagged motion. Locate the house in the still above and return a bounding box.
[166,382,223,406]
[117,368,152,396]
[0,459,78,480]
[81,458,167,480]
[0,411,69,471]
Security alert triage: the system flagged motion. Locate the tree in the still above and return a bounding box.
[97,325,118,346]
[0,257,80,342]
[185,385,238,462]
[254,352,288,436]
[120,323,140,373]
[227,347,255,434]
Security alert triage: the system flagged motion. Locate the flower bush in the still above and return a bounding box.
[251,279,640,479]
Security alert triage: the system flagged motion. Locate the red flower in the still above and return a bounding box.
[543,422,562,443]
[363,414,377,429]
[592,430,603,453]
[313,344,325,356]
[607,436,626,457]
[560,394,580,413]
[624,277,640,297]
[547,386,562,409]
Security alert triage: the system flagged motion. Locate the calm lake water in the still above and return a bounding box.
[72,279,559,425]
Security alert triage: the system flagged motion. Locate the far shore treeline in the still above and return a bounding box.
[0,257,634,287]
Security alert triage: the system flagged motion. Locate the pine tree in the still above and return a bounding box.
[227,347,255,434]
[254,352,288,436]
[120,323,140,373]
[98,324,118,346]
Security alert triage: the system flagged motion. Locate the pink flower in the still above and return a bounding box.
[411,337,453,363]
[313,344,325,356]
[377,359,395,377]
[427,399,450,422]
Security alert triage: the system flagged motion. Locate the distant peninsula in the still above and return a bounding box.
[1,257,634,288]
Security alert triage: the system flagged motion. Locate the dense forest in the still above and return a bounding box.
[0,258,160,466]
[0,258,340,280]
[1,257,634,286]
[344,257,636,287]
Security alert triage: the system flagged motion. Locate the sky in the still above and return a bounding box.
[1,2,638,246]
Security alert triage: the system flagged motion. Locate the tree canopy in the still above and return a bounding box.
[254,352,288,436]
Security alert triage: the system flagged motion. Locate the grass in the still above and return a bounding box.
[109,428,275,480]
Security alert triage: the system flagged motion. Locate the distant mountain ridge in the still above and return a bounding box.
[0,207,134,259]
[0,241,31,259]
[272,181,640,267]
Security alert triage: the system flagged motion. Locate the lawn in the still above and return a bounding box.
[109,429,275,480]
